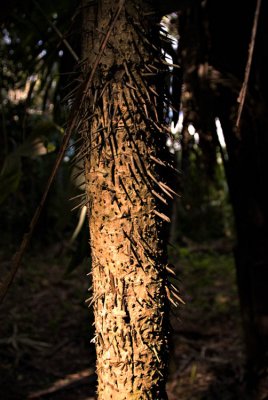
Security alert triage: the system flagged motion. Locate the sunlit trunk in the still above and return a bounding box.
[81,1,177,398]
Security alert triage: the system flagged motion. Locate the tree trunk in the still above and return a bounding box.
[81,1,177,398]
[197,1,268,391]
[216,85,268,392]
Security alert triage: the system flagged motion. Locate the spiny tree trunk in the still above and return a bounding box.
[81,1,180,398]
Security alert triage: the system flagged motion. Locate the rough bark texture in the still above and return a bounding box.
[81,1,178,398]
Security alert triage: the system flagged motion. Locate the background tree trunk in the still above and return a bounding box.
[216,85,268,388]
[209,1,268,387]
[177,1,268,390]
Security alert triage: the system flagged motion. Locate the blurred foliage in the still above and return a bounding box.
[172,140,234,243]
[0,0,234,257]
[0,0,81,248]
[169,245,239,320]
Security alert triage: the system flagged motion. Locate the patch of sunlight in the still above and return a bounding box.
[171,111,184,134]
[3,28,12,45]
[215,293,230,305]
[215,117,226,148]
[188,123,195,135]
[37,49,47,60]
[164,51,173,65]
[173,140,181,151]
[166,137,173,147]
[194,132,199,144]
[160,13,179,52]
[187,123,200,144]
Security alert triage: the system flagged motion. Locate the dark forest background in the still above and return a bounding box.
[1,0,268,399]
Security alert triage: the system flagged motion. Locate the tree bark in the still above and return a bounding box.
[216,85,268,388]
[187,0,268,387]
[81,1,176,398]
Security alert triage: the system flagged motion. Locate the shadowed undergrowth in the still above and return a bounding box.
[0,241,247,399]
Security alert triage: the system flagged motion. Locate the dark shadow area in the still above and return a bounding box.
[0,247,96,400]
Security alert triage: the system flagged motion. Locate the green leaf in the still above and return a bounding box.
[46,142,56,153]
[0,131,58,205]
[17,137,55,157]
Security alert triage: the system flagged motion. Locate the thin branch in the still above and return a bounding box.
[28,368,95,399]
[236,0,262,128]
[0,0,125,304]
[32,0,79,62]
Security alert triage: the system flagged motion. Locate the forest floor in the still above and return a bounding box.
[0,239,266,400]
